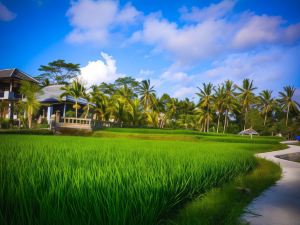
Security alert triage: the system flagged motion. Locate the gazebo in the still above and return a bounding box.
[239,128,259,139]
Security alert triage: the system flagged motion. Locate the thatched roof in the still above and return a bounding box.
[239,128,259,135]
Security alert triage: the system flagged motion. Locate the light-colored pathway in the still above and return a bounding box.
[243,143,300,225]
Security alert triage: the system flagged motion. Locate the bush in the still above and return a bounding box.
[65,110,76,117]
[0,118,10,129]
[0,129,53,135]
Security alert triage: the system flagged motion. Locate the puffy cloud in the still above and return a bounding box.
[0,3,16,21]
[131,14,231,64]
[66,0,141,44]
[131,1,300,66]
[78,52,124,87]
[198,44,300,91]
[233,15,283,48]
[180,0,236,22]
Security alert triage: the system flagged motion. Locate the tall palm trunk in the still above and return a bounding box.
[286,104,290,126]
[264,113,267,126]
[28,107,32,129]
[244,108,247,130]
[85,103,90,119]
[223,109,228,134]
[75,99,78,119]
[217,112,221,133]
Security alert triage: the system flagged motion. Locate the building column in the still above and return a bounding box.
[8,102,14,120]
[47,106,53,124]
[63,103,66,118]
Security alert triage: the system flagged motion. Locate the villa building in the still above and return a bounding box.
[0,68,39,120]
[0,68,88,124]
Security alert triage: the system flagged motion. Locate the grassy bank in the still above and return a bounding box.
[164,158,281,225]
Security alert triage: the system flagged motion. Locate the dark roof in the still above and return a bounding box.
[0,68,39,83]
[38,85,90,105]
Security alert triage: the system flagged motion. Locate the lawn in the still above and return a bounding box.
[0,131,284,225]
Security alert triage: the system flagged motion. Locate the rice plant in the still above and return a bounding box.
[0,135,258,225]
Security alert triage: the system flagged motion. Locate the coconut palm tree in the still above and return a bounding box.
[223,80,237,133]
[196,83,214,132]
[213,84,225,133]
[19,80,41,128]
[258,90,276,126]
[90,86,109,121]
[60,79,85,118]
[127,99,143,126]
[236,79,257,130]
[278,86,300,126]
[138,80,156,111]
[83,91,92,119]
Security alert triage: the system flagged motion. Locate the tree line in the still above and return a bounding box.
[17,60,300,136]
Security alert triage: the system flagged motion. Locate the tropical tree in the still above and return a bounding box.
[19,80,41,128]
[37,59,80,85]
[258,90,276,126]
[213,85,225,133]
[138,80,156,111]
[196,83,214,132]
[127,99,144,126]
[223,80,237,133]
[90,86,109,121]
[60,79,85,118]
[278,86,300,126]
[83,91,92,119]
[236,79,257,130]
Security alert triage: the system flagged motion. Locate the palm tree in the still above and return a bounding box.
[236,79,257,130]
[127,99,143,126]
[222,80,237,133]
[90,86,109,121]
[60,79,85,118]
[213,85,225,133]
[196,83,214,132]
[19,80,41,128]
[83,91,92,119]
[166,97,178,121]
[138,80,156,111]
[258,90,276,126]
[278,86,300,126]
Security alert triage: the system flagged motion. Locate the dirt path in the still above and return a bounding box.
[243,143,300,225]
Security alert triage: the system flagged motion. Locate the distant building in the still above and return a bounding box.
[37,85,88,123]
[0,68,39,119]
[0,68,88,123]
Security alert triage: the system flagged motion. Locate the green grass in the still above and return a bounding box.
[0,131,284,225]
[164,158,281,225]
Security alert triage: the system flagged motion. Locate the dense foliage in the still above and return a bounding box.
[59,77,299,137]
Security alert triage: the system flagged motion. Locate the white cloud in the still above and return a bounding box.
[0,3,16,21]
[233,15,283,49]
[173,86,197,99]
[131,1,300,66]
[131,14,231,64]
[66,0,141,44]
[180,0,236,22]
[198,44,300,91]
[78,52,124,87]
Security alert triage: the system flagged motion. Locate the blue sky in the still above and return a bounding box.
[0,0,300,100]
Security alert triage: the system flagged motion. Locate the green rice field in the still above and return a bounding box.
[0,130,283,225]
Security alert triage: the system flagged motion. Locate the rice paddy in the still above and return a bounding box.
[0,131,283,225]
